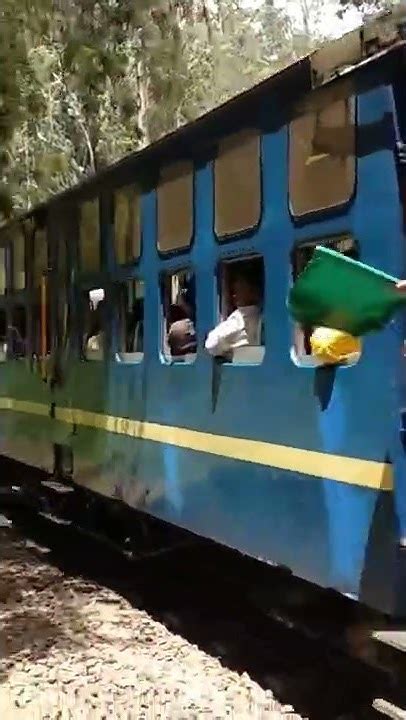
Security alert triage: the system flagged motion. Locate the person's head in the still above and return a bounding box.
[231,271,261,308]
[168,303,187,325]
[168,318,197,356]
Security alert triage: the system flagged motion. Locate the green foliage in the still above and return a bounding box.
[337,0,398,18]
[0,0,392,219]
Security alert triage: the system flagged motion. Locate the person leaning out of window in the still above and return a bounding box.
[205,268,262,360]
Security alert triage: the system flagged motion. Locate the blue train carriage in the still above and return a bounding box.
[2,7,406,617]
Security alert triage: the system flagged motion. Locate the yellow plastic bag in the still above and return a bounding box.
[310,327,362,365]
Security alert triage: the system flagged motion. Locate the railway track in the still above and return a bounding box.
[1,464,405,719]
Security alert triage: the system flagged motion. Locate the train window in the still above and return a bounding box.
[208,256,265,365]
[0,248,6,295]
[8,305,27,359]
[289,98,355,217]
[160,269,196,363]
[79,199,100,273]
[114,186,141,264]
[33,228,48,288]
[214,129,261,239]
[13,230,26,291]
[115,279,144,363]
[82,288,105,361]
[291,235,362,367]
[157,161,193,254]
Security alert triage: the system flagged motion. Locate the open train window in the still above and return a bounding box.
[157,161,193,254]
[289,98,355,217]
[160,269,196,363]
[79,199,100,273]
[33,228,48,288]
[114,186,141,264]
[13,229,26,291]
[210,255,265,365]
[0,248,6,296]
[82,288,105,361]
[8,305,27,359]
[215,129,261,238]
[290,235,362,367]
[115,279,144,363]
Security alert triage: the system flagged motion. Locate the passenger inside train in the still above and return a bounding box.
[167,286,197,358]
[205,258,263,361]
[290,238,361,367]
[162,272,197,362]
[85,289,105,360]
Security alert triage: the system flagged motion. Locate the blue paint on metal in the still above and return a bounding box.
[162,443,184,516]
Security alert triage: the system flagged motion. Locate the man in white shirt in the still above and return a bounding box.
[205,269,262,359]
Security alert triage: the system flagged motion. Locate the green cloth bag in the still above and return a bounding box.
[287,246,405,336]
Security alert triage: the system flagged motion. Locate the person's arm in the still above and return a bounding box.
[205,312,243,356]
[396,281,406,293]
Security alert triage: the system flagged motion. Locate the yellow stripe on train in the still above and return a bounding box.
[0,396,393,492]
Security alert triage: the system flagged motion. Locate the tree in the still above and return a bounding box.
[337,0,398,19]
[0,0,52,217]
[3,0,364,218]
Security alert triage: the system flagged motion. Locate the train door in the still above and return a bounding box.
[45,205,73,479]
[50,195,109,489]
[16,217,55,473]
[103,185,148,506]
[203,127,268,438]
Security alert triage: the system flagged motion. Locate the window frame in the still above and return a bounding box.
[113,276,145,365]
[213,253,266,366]
[113,185,142,266]
[159,266,197,365]
[78,197,101,275]
[80,285,107,363]
[12,226,27,292]
[156,160,195,257]
[214,128,263,243]
[288,96,357,222]
[289,233,362,369]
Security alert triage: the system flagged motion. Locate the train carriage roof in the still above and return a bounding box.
[2,4,406,229]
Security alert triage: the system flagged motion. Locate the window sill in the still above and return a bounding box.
[290,347,361,368]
